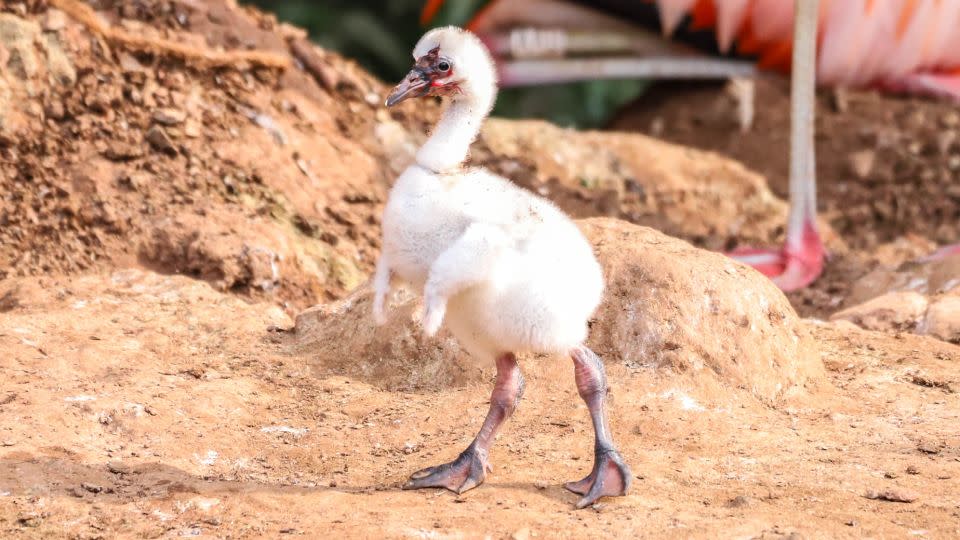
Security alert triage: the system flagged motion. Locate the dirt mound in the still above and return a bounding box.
[581,218,822,402]
[611,77,960,317]
[0,0,393,311]
[476,119,842,253]
[292,218,823,403]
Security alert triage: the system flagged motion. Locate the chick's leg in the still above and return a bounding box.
[565,345,631,508]
[404,353,524,493]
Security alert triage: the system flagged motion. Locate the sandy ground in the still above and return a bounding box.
[1,271,958,538]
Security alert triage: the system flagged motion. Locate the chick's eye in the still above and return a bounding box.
[437,61,450,72]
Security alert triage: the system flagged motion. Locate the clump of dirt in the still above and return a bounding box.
[0,0,405,311]
[611,77,960,317]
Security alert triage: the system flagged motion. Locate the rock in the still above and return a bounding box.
[42,9,67,32]
[0,14,41,79]
[103,142,145,161]
[294,218,822,402]
[184,120,202,138]
[847,150,875,180]
[830,291,928,332]
[118,52,146,73]
[917,441,941,455]
[864,489,919,503]
[726,495,750,508]
[840,253,960,344]
[511,528,532,540]
[80,483,102,494]
[936,131,957,155]
[44,100,65,120]
[41,34,76,86]
[107,461,131,475]
[580,218,822,403]
[920,295,960,344]
[145,126,177,154]
[153,108,187,126]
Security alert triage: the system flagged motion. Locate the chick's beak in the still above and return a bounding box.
[386,69,431,107]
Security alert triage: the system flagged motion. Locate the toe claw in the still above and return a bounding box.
[565,449,632,508]
[403,447,488,494]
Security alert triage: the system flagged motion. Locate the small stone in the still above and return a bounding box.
[949,156,960,171]
[184,120,202,138]
[103,142,144,161]
[864,488,919,503]
[884,471,898,479]
[845,520,859,527]
[906,465,920,475]
[146,126,177,154]
[847,150,875,180]
[118,52,145,73]
[830,291,927,333]
[832,88,849,113]
[45,100,65,120]
[943,112,960,128]
[726,495,750,508]
[81,483,103,494]
[936,131,957,155]
[917,441,941,455]
[511,528,532,540]
[43,9,68,31]
[153,108,186,126]
[107,461,130,474]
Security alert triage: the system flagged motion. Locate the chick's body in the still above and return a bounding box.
[382,164,603,359]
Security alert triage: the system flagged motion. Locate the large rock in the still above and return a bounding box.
[580,218,822,402]
[294,218,823,402]
[834,253,960,344]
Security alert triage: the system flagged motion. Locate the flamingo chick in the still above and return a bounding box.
[374,26,631,508]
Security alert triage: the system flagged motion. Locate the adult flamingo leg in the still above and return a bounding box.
[726,0,824,292]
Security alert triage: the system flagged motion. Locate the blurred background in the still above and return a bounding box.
[242,0,646,127]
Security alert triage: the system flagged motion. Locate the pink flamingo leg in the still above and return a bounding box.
[727,0,824,292]
[921,244,960,262]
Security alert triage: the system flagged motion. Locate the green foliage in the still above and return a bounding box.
[243,0,645,128]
